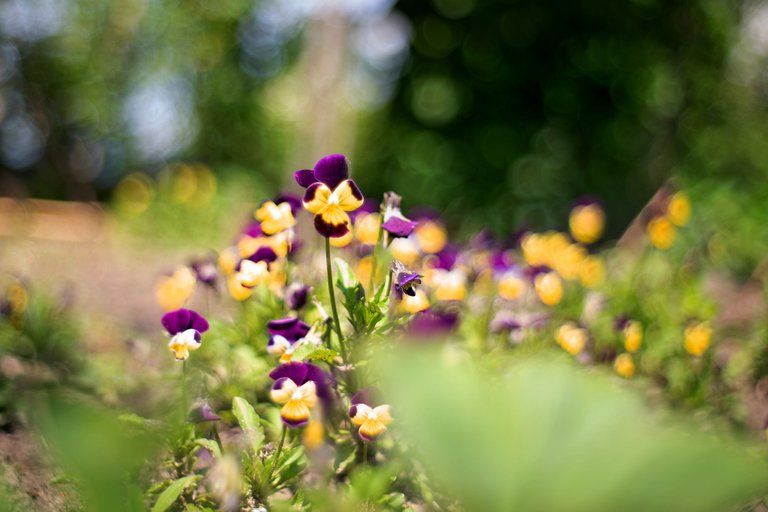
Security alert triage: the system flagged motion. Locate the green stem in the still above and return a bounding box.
[212,424,224,455]
[325,237,347,361]
[267,425,287,484]
[362,442,368,464]
[368,218,385,294]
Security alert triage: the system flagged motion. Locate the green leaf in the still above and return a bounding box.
[193,438,221,458]
[151,475,200,512]
[232,397,265,455]
[376,347,768,512]
[294,346,339,364]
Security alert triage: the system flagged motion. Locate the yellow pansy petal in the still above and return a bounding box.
[270,378,298,405]
[303,183,332,214]
[334,180,365,212]
[350,403,372,426]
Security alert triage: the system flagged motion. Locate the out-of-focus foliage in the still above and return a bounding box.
[356,0,752,239]
[375,347,768,512]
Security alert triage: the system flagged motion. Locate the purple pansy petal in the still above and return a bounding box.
[189,402,221,423]
[382,216,418,238]
[430,246,459,270]
[282,417,309,427]
[161,309,208,335]
[314,214,350,238]
[313,154,349,189]
[573,195,603,208]
[267,317,311,341]
[269,361,309,385]
[408,309,459,336]
[241,220,262,238]
[294,169,318,188]
[304,363,333,405]
[285,284,310,311]
[249,246,278,264]
[188,310,209,333]
[161,308,191,335]
[348,405,358,418]
[394,271,422,297]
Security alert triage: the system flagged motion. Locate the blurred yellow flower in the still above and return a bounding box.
[433,269,467,301]
[255,201,295,235]
[614,353,635,378]
[400,288,430,313]
[355,213,381,245]
[684,322,712,357]
[647,216,676,250]
[535,271,563,306]
[623,320,642,353]
[569,203,605,244]
[389,237,421,267]
[666,192,691,227]
[155,267,196,311]
[414,220,447,254]
[498,271,527,300]
[553,243,587,281]
[302,418,325,450]
[556,322,586,355]
[227,274,253,301]
[217,246,239,276]
[578,255,605,288]
[521,233,547,267]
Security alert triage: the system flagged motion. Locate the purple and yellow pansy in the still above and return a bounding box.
[295,154,364,238]
[162,308,209,361]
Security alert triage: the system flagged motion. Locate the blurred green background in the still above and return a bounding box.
[1,0,766,241]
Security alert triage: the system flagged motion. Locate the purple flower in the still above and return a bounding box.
[395,271,422,297]
[247,246,278,265]
[407,308,459,336]
[285,283,311,311]
[428,245,460,271]
[381,191,417,238]
[382,216,418,238]
[189,402,221,423]
[190,258,218,287]
[162,308,209,361]
[294,154,364,238]
[162,308,209,336]
[267,317,311,342]
[241,220,262,238]
[270,361,334,418]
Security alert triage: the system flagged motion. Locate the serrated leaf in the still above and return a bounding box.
[193,438,221,458]
[151,475,200,512]
[232,397,265,455]
[295,346,339,364]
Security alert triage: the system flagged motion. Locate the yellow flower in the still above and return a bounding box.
[556,322,587,355]
[647,216,676,250]
[433,269,467,302]
[578,255,605,288]
[399,288,430,313]
[255,201,295,235]
[552,243,587,281]
[238,232,290,259]
[330,230,353,248]
[168,329,202,361]
[303,180,364,237]
[218,246,240,276]
[389,237,421,267]
[270,379,318,427]
[227,274,253,301]
[666,192,691,227]
[684,322,712,357]
[521,233,547,267]
[302,419,325,450]
[614,353,635,378]
[6,282,28,315]
[535,271,563,306]
[623,320,642,353]
[569,203,605,244]
[349,403,392,441]
[155,267,196,311]
[414,220,447,254]
[355,213,381,245]
[498,271,527,300]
